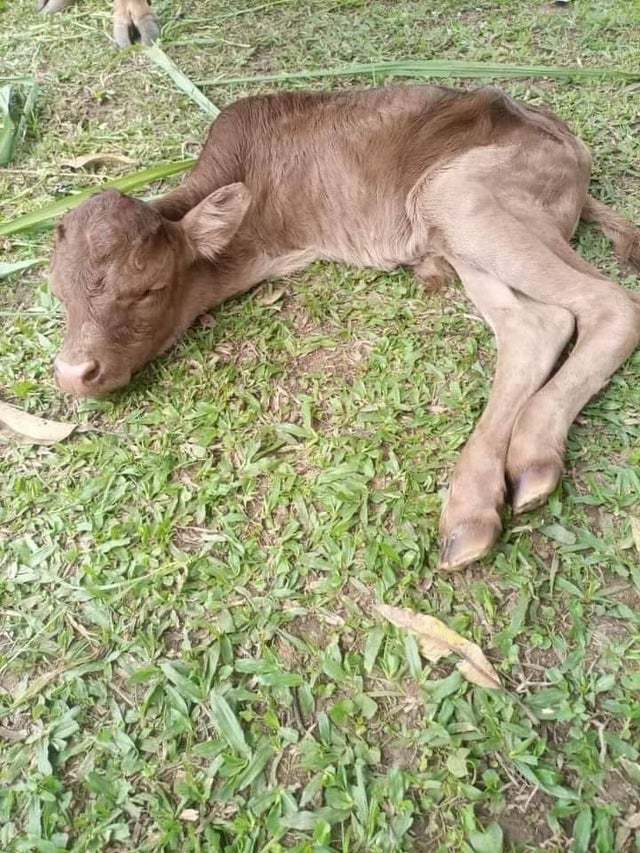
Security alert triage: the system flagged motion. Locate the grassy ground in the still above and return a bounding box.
[1,0,640,850]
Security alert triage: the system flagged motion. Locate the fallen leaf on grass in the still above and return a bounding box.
[0,401,76,445]
[376,603,501,689]
[62,153,135,170]
[179,809,199,822]
[256,284,286,306]
[0,725,28,742]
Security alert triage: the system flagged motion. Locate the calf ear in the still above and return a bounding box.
[182,183,251,261]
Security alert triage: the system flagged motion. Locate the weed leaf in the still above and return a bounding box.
[209,692,251,757]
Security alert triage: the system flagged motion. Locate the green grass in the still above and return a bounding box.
[1,1,640,850]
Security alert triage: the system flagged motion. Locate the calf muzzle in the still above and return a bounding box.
[54,356,101,396]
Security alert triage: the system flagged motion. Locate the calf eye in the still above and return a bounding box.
[138,285,165,301]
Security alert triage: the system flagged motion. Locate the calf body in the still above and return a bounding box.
[50,85,640,570]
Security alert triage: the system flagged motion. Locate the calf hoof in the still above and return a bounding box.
[510,463,562,514]
[439,520,501,572]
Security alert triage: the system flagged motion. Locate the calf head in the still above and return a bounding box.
[51,184,251,397]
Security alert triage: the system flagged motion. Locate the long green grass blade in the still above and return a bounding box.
[0,259,45,280]
[209,692,251,757]
[15,80,38,150]
[0,84,17,167]
[198,59,640,87]
[145,44,220,118]
[0,159,193,237]
[0,79,37,168]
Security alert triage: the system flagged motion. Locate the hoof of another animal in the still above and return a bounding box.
[113,17,133,48]
[439,521,501,572]
[511,464,562,515]
[113,12,160,48]
[136,13,160,45]
[38,0,74,13]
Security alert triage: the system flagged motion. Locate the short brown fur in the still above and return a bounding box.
[50,84,640,570]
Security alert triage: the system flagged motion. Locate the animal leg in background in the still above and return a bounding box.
[436,263,574,570]
[113,0,159,47]
[37,0,160,46]
[37,0,75,12]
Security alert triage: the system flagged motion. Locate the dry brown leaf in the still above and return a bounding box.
[0,401,76,445]
[0,725,28,742]
[179,808,199,822]
[630,516,640,555]
[376,603,501,690]
[62,153,135,170]
[256,284,286,306]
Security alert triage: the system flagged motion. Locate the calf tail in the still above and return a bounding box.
[581,194,640,272]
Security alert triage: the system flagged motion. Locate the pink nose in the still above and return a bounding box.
[54,357,100,390]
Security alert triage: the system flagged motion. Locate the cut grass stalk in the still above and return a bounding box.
[0,80,36,168]
[144,44,220,118]
[0,159,193,237]
[0,259,45,280]
[198,59,640,87]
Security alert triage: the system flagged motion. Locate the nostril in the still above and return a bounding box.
[82,361,100,383]
[54,357,101,385]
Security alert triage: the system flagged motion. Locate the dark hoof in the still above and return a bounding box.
[511,464,562,514]
[137,14,160,45]
[38,0,74,13]
[439,521,501,572]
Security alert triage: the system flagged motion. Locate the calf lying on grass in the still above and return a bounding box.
[50,85,640,570]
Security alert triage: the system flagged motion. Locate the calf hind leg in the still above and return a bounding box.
[438,263,574,571]
[507,280,640,512]
[439,192,640,517]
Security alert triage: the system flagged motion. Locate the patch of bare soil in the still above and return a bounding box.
[599,768,640,811]
[497,791,558,848]
[380,738,417,771]
[274,745,313,796]
[286,613,331,649]
[373,678,426,731]
[213,339,261,366]
[586,616,631,668]
[523,645,561,673]
[278,298,320,336]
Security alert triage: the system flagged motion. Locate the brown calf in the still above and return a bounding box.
[37,0,159,47]
[49,85,640,570]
